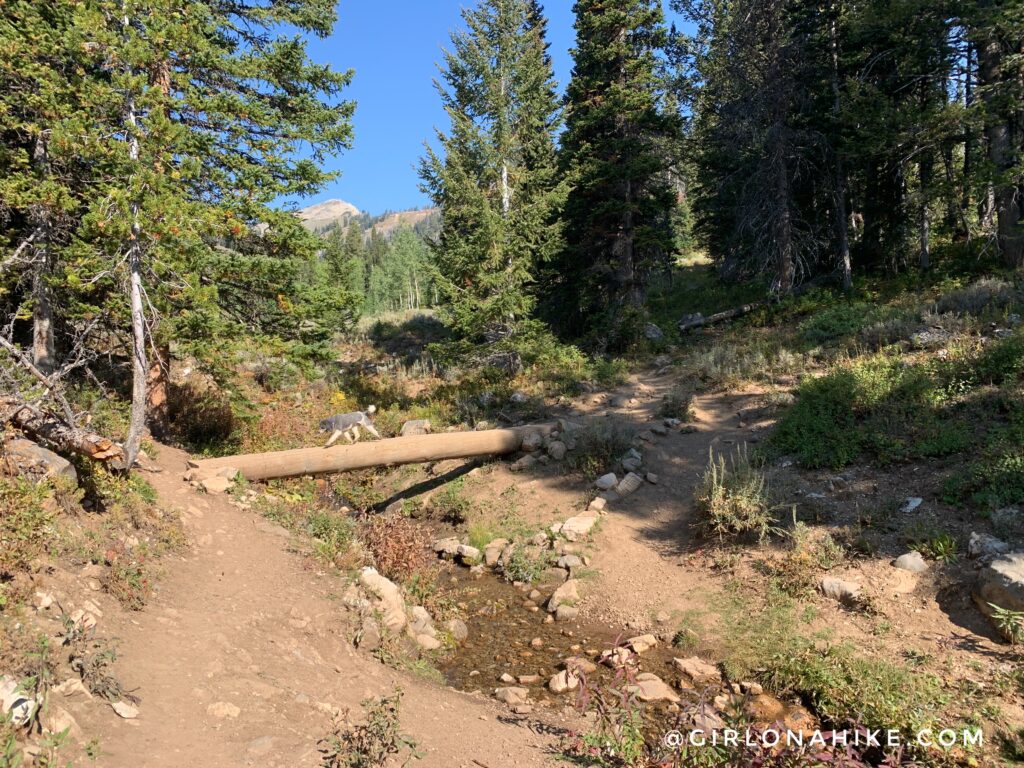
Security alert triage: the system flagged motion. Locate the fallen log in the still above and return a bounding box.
[677,273,842,333]
[189,423,557,482]
[677,301,769,333]
[1,397,125,464]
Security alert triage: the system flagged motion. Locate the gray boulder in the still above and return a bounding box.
[547,579,580,613]
[444,618,469,643]
[975,553,1024,640]
[819,577,861,605]
[970,532,1011,560]
[400,419,431,436]
[5,439,77,483]
[547,440,567,461]
[521,432,544,452]
[893,551,928,573]
[432,537,461,557]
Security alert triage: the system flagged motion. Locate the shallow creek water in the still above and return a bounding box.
[434,564,814,737]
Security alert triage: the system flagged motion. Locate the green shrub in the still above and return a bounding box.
[305,510,355,563]
[772,369,861,468]
[935,277,1020,318]
[430,479,473,524]
[0,479,55,578]
[694,446,773,540]
[658,385,695,421]
[564,422,633,477]
[318,691,418,768]
[501,546,548,583]
[800,302,874,345]
[772,344,1017,469]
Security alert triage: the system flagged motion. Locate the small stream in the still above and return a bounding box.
[434,564,813,739]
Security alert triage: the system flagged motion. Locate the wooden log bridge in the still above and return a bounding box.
[188,423,556,482]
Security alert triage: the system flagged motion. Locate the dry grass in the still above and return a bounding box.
[359,514,435,585]
[694,445,774,541]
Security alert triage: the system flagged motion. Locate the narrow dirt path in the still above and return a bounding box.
[575,381,767,627]
[76,443,559,768]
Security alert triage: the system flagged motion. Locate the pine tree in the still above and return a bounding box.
[551,0,679,346]
[420,0,563,366]
[969,0,1024,266]
[0,0,355,462]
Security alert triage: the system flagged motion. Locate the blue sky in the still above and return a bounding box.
[297,1,684,216]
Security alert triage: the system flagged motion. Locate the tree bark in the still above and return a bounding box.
[829,11,852,291]
[1,397,124,463]
[919,154,933,270]
[31,131,56,374]
[977,31,1024,265]
[122,82,148,468]
[190,424,556,482]
[963,42,975,228]
[772,128,794,295]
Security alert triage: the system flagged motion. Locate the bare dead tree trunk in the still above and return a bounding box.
[977,31,1024,265]
[919,154,933,270]
[122,71,148,467]
[1,396,124,464]
[31,131,56,374]
[772,128,794,295]
[829,11,852,291]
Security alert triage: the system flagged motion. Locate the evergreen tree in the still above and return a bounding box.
[420,0,563,366]
[676,0,964,289]
[551,0,679,346]
[0,0,355,462]
[323,224,367,302]
[969,0,1024,266]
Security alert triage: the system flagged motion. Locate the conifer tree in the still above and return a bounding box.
[551,0,679,346]
[0,0,354,463]
[420,0,563,366]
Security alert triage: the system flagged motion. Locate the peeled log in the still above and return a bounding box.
[189,424,556,482]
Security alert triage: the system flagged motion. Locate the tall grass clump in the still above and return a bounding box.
[695,445,773,540]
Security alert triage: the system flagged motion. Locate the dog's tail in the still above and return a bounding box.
[366,404,377,415]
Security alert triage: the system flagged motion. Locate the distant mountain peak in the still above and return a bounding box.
[297,198,439,238]
[297,199,361,230]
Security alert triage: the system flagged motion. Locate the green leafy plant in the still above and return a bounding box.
[501,546,548,584]
[990,604,1024,645]
[318,691,419,768]
[912,532,959,564]
[429,479,473,525]
[306,510,356,565]
[564,666,646,768]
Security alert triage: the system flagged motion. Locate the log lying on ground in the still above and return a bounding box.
[1,397,125,464]
[677,301,770,333]
[677,273,842,333]
[189,423,557,482]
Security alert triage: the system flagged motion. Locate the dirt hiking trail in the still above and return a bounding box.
[76,442,562,768]
[70,382,801,767]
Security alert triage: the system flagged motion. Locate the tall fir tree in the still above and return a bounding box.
[0,0,354,463]
[420,0,563,367]
[550,0,679,347]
